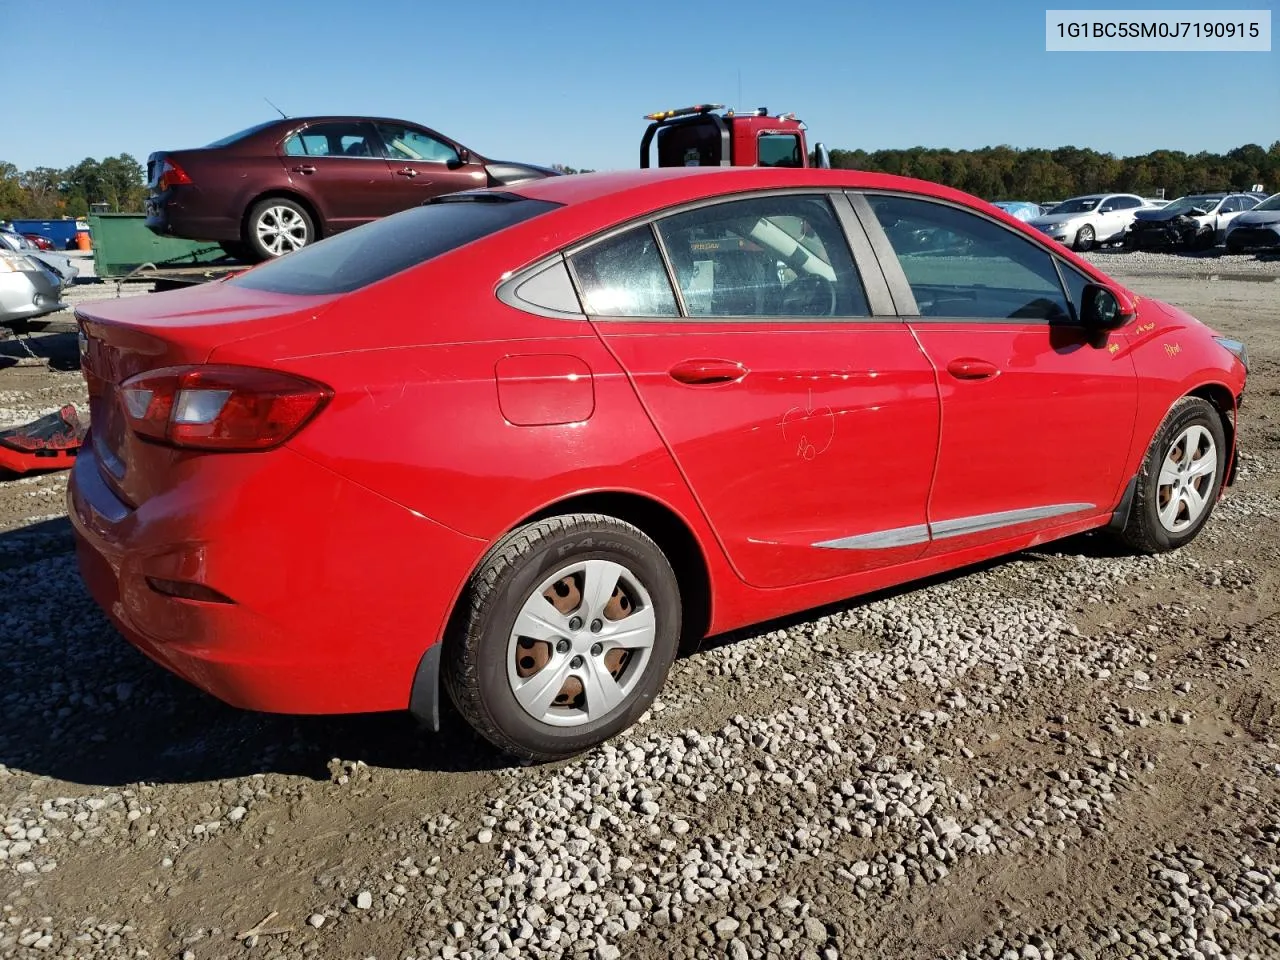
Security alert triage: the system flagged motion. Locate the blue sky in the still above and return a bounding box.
[3,0,1275,172]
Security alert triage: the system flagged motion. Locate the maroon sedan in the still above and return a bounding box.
[144,115,558,261]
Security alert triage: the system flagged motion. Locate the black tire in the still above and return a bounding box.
[1118,397,1227,554]
[244,196,315,261]
[443,514,681,762]
[1073,224,1096,252]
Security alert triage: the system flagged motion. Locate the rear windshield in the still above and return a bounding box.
[230,194,561,296]
[657,121,726,167]
[205,120,280,148]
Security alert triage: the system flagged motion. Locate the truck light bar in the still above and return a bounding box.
[643,104,725,120]
[643,103,802,124]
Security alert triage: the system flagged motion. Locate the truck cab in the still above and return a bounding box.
[640,104,830,169]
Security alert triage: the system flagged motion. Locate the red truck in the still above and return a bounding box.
[640,103,830,169]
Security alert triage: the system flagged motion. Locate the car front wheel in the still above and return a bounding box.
[1118,396,1227,553]
[443,514,682,761]
[1073,224,1096,251]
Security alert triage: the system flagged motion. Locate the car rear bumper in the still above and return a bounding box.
[145,186,241,243]
[67,441,484,716]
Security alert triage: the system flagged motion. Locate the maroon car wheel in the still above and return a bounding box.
[246,197,315,260]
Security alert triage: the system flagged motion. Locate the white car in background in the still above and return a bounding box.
[1027,192,1152,251]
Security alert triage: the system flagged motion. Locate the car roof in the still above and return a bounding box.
[238,116,462,135]
[504,166,991,214]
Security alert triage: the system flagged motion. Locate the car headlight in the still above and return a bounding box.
[1213,336,1248,371]
[0,251,42,273]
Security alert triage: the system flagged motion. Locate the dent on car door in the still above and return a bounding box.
[849,190,1140,554]
[570,191,941,589]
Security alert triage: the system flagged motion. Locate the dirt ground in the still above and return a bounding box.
[0,250,1278,960]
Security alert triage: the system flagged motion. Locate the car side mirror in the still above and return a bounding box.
[447,147,470,169]
[1080,283,1132,330]
[814,142,831,169]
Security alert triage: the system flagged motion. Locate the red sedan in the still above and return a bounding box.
[68,167,1249,761]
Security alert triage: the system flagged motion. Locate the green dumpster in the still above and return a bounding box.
[88,214,233,279]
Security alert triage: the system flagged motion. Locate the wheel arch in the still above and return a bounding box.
[240,189,324,244]
[1109,382,1238,532]
[410,490,714,735]
[1187,381,1238,482]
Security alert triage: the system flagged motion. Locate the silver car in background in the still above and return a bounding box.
[1027,192,1152,251]
[0,228,79,286]
[0,240,69,328]
[1225,192,1280,253]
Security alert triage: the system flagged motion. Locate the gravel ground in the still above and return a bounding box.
[1,251,1279,960]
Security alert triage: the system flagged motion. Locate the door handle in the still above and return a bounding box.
[395,167,418,178]
[291,164,316,175]
[668,358,747,385]
[946,358,999,380]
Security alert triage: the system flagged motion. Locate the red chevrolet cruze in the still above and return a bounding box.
[69,167,1249,761]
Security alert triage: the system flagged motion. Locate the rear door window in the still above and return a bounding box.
[654,194,869,317]
[282,122,380,158]
[230,194,560,295]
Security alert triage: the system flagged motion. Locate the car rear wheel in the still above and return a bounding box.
[246,197,315,261]
[1073,224,1096,251]
[1118,396,1226,554]
[443,514,682,761]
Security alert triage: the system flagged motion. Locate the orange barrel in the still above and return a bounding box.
[75,230,92,251]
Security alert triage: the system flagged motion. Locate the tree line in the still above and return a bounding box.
[3,142,1275,221]
[0,154,147,220]
[819,142,1279,201]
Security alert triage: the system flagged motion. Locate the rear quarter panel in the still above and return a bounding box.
[171,148,294,232]
[205,266,754,630]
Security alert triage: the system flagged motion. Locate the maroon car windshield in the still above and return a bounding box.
[229,193,562,296]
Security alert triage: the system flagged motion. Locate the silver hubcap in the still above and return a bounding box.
[255,206,309,256]
[1157,424,1217,533]
[507,559,656,728]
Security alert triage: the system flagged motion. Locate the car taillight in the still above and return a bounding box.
[119,365,331,451]
[157,159,192,190]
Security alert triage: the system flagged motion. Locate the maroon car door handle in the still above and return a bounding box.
[946,358,999,380]
[395,167,418,178]
[668,359,747,385]
[291,164,316,175]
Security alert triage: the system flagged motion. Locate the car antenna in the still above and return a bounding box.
[264,97,289,119]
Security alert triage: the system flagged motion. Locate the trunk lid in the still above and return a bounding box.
[77,280,337,508]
